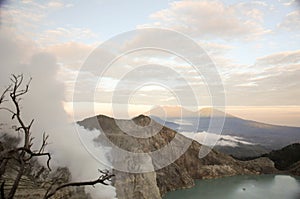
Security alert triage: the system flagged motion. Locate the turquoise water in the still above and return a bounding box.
[163,175,300,199]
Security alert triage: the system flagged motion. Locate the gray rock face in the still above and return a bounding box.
[113,170,161,199]
[78,115,278,199]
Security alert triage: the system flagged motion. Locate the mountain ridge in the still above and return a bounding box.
[78,114,279,199]
[146,106,233,118]
[146,110,300,153]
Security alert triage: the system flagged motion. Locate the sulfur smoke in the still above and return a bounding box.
[0,27,116,198]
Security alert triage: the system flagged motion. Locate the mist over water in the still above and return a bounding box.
[164,175,300,199]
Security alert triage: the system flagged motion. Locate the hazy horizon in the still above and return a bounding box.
[64,103,300,127]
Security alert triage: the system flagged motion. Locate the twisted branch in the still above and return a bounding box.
[44,170,114,199]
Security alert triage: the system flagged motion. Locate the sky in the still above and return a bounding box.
[0,0,300,126]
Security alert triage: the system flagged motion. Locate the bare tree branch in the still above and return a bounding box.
[38,132,49,154]
[44,170,114,199]
[18,147,52,171]
[0,74,51,199]
[0,144,52,172]
[0,107,15,115]
[0,85,11,104]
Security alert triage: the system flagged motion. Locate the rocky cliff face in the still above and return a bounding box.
[78,114,278,199]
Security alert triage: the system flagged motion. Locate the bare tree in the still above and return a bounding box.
[0,74,113,199]
[0,74,51,199]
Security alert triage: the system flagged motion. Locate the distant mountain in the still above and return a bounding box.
[146,106,232,118]
[198,107,233,118]
[146,106,197,117]
[147,107,300,156]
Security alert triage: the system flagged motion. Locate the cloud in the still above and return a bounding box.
[2,0,297,116]
[0,27,38,83]
[256,49,300,66]
[45,42,95,67]
[20,0,73,9]
[47,1,66,9]
[1,0,71,31]
[223,49,300,106]
[278,10,300,32]
[1,4,45,35]
[33,27,232,106]
[41,41,98,101]
[199,41,233,56]
[65,30,217,104]
[180,131,254,147]
[38,27,99,46]
[140,0,269,40]
[1,1,89,46]
[278,0,299,6]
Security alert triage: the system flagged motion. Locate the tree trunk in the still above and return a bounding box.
[7,159,24,199]
[0,159,8,179]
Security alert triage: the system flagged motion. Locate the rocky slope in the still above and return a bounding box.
[288,161,300,176]
[78,114,278,199]
[262,143,300,175]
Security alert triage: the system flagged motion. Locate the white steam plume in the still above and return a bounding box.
[0,27,116,198]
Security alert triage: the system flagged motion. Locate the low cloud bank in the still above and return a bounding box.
[181,131,254,147]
